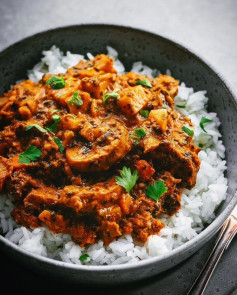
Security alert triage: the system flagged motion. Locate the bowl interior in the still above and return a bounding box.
[0,25,236,209]
[0,25,236,283]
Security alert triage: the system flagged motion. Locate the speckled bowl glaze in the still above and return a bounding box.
[0,24,236,285]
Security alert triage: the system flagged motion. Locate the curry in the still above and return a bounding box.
[0,54,200,246]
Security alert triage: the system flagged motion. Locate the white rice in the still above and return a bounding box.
[0,46,227,265]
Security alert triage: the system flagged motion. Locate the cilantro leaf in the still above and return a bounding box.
[130,135,139,140]
[51,109,59,114]
[79,254,89,261]
[46,76,66,89]
[68,92,83,106]
[176,102,187,108]
[134,79,152,88]
[25,124,47,133]
[46,123,57,133]
[140,110,149,118]
[116,166,139,193]
[46,115,61,132]
[135,128,146,138]
[182,125,194,137]
[103,89,119,106]
[52,114,61,123]
[145,180,167,201]
[200,117,212,133]
[19,146,42,164]
[199,143,203,148]
[53,137,64,152]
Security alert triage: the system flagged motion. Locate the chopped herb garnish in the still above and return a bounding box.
[25,124,47,133]
[46,115,61,132]
[71,114,77,118]
[135,128,146,138]
[19,146,42,164]
[46,76,66,89]
[199,143,204,148]
[140,110,149,118]
[52,114,61,123]
[116,166,139,193]
[46,123,57,133]
[135,140,140,145]
[145,180,167,201]
[79,254,90,261]
[129,128,146,142]
[130,135,139,140]
[51,109,59,114]
[176,102,187,108]
[103,89,119,106]
[182,125,194,137]
[200,117,212,133]
[68,92,83,106]
[53,137,64,152]
[134,79,152,88]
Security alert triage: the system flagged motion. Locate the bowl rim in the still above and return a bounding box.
[0,23,237,272]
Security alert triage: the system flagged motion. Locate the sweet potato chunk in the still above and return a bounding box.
[135,160,155,182]
[118,85,152,116]
[93,54,117,73]
[149,109,168,132]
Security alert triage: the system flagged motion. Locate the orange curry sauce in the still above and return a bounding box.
[0,54,200,246]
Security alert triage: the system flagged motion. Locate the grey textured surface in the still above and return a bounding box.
[0,1,236,294]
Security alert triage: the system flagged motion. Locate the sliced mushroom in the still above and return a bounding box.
[66,119,132,172]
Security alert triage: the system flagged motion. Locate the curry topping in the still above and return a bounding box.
[0,54,200,246]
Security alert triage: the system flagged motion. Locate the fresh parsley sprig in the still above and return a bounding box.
[200,117,212,133]
[53,137,64,153]
[182,125,194,137]
[46,115,61,133]
[46,76,66,89]
[135,79,152,88]
[79,254,90,261]
[145,180,167,201]
[51,109,60,114]
[103,89,119,106]
[68,92,83,106]
[19,146,42,164]
[129,128,146,144]
[130,128,146,143]
[116,166,139,193]
[140,110,149,118]
[176,102,187,108]
[25,124,47,133]
[135,128,146,138]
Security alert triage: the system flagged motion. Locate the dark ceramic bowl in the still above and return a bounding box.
[0,24,236,285]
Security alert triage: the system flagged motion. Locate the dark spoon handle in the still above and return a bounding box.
[187,215,237,295]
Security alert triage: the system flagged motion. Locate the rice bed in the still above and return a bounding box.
[0,46,227,265]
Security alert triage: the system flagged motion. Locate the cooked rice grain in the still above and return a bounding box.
[0,46,227,265]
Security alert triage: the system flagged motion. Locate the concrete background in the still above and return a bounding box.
[0,0,236,294]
